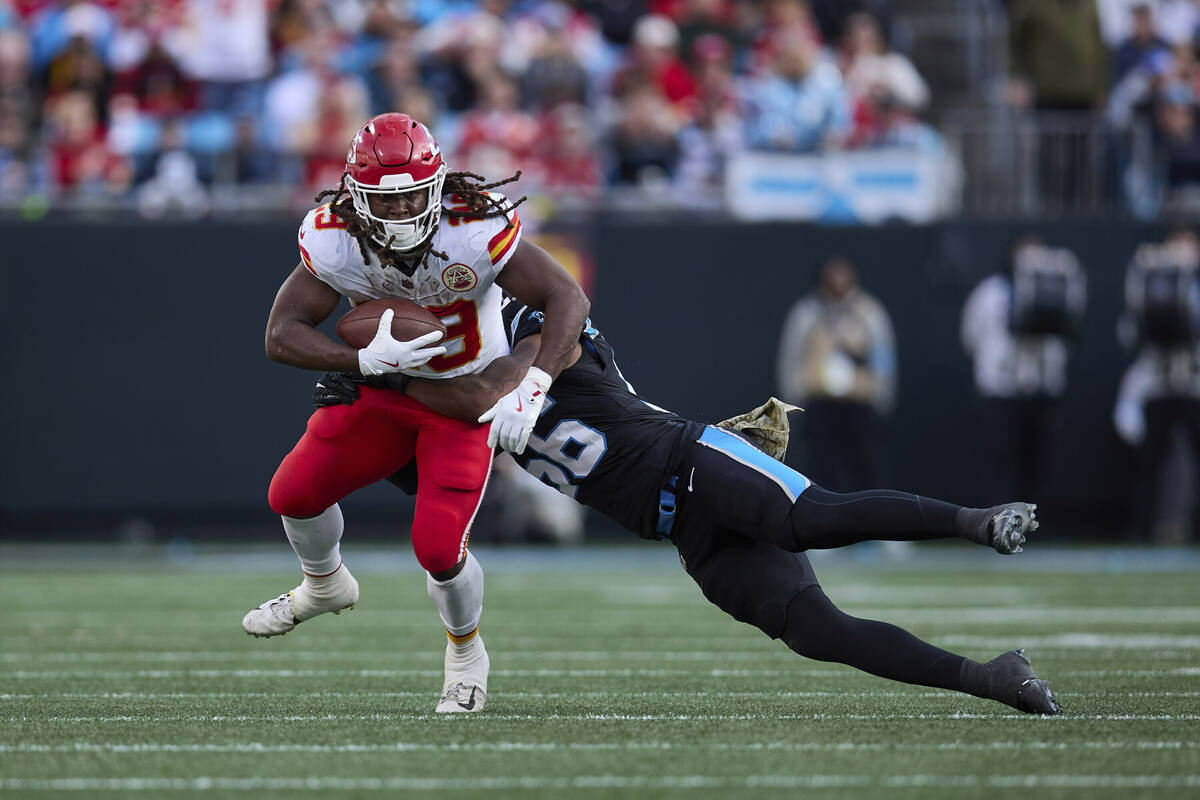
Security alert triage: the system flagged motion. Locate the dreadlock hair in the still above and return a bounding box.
[313,170,528,275]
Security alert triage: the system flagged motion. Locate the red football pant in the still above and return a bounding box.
[268,387,493,574]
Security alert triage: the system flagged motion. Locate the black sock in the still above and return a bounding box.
[781,586,967,692]
[788,486,963,549]
[958,657,993,699]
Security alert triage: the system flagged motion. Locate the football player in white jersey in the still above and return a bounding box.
[242,112,590,713]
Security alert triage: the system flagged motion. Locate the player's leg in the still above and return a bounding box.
[792,485,1037,554]
[411,414,494,713]
[244,390,418,636]
[781,585,1061,714]
[680,426,1037,555]
[675,527,1061,714]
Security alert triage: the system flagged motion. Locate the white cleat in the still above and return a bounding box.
[435,634,489,713]
[242,565,359,638]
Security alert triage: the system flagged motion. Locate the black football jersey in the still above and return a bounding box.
[502,298,705,538]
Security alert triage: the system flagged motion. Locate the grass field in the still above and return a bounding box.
[1,544,1198,799]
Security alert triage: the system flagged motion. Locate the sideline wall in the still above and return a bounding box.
[0,218,1169,537]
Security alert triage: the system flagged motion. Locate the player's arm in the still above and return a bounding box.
[402,336,541,422]
[495,240,590,381]
[484,240,589,453]
[266,264,444,376]
[265,264,361,372]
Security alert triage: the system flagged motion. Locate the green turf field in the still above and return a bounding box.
[1,545,1198,799]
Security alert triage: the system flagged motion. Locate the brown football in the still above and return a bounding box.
[336,298,447,349]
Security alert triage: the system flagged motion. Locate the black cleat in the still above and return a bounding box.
[985,503,1038,554]
[987,649,1063,715]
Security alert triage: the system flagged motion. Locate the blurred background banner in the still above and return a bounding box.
[725,148,959,222]
[1,0,1199,546]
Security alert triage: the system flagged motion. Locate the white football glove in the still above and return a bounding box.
[478,366,552,454]
[357,308,446,376]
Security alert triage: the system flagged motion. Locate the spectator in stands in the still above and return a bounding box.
[1156,80,1200,190]
[455,73,539,183]
[840,11,927,114]
[675,39,741,201]
[536,102,602,202]
[0,94,35,195]
[114,40,193,118]
[611,14,696,110]
[1114,230,1200,542]
[776,257,896,492]
[261,29,346,159]
[44,88,130,197]
[419,8,506,113]
[676,0,742,69]
[1113,3,1171,85]
[838,10,932,149]
[742,23,849,152]
[230,110,273,185]
[28,1,114,74]
[609,81,681,185]
[520,5,589,111]
[961,238,1087,502]
[43,29,110,122]
[0,27,36,154]
[177,0,271,115]
[296,74,369,193]
[136,113,207,216]
[574,0,646,46]
[367,31,421,115]
[807,0,892,45]
[1007,0,1108,112]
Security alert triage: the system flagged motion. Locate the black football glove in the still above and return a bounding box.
[314,371,361,408]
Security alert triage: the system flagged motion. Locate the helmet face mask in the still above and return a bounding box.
[344,113,447,253]
[346,167,446,251]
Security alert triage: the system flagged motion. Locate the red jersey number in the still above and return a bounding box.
[426,299,482,372]
[313,205,348,230]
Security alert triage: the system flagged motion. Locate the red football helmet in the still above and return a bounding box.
[344,113,447,252]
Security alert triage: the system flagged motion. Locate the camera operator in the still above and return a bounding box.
[1114,229,1200,541]
[962,237,1087,500]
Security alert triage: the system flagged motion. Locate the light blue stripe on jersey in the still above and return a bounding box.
[697,426,810,503]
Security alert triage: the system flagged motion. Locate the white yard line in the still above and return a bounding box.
[1,741,1197,754]
[5,665,1199,681]
[1,776,1198,791]
[3,690,1200,701]
[8,713,1200,723]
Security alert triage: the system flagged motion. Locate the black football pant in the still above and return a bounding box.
[669,429,984,696]
[672,428,966,555]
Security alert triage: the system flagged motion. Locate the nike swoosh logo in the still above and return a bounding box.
[515,397,523,412]
[688,467,695,492]
[458,686,477,711]
[299,230,305,238]
[381,360,399,368]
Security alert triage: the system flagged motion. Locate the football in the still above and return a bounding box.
[336,297,447,349]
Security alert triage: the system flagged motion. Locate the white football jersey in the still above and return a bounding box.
[297,192,524,380]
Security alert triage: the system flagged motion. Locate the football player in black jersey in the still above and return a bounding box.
[313,299,1062,715]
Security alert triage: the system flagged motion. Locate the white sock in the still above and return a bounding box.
[282,505,344,576]
[426,550,484,638]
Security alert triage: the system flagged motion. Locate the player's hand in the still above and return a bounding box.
[357,309,446,376]
[314,372,361,408]
[477,366,552,454]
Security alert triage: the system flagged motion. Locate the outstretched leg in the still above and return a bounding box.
[677,428,1038,554]
[674,523,1061,715]
[782,585,1061,715]
[792,486,1038,554]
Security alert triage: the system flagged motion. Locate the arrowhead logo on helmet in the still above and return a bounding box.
[344,113,448,253]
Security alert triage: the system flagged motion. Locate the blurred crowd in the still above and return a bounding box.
[1005,0,1200,213]
[0,0,940,216]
